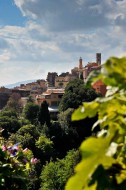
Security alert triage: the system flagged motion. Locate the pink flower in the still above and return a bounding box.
[30,158,38,164]
[23,148,29,152]
[2,145,7,151]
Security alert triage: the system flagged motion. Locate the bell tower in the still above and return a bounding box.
[79,57,83,69]
[96,53,101,65]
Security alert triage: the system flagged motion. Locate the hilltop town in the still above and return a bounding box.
[0,53,106,110]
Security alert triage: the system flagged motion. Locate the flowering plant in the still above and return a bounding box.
[0,133,39,189]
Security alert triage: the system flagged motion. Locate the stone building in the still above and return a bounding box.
[46,72,58,87]
[36,88,64,107]
[55,73,76,88]
[83,53,101,82]
[0,87,12,110]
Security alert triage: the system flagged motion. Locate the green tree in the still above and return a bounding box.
[40,149,80,190]
[6,93,22,114]
[36,134,53,154]
[35,134,54,161]
[59,78,99,111]
[23,102,39,124]
[65,57,126,190]
[27,95,35,103]
[10,124,39,149]
[58,108,74,134]
[0,109,20,138]
[0,116,21,138]
[57,108,79,152]
[38,101,50,127]
[0,110,17,118]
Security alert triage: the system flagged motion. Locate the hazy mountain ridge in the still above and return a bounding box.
[4,79,38,89]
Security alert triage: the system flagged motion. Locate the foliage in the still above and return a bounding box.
[23,102,39,124]
[12,133,35,150]
[65,57,126,190]
[5,93,22,114]
[36,134,53,154]
[58,108,74,134]
[9,124,54,166]
[0,107,21,138]
[8,123,44,190]
[0,116,21,138]
[27,95,35,103]
[9,124,40,151]
[0,110,17,118]
[57,108,80,152]
[0,134,39,190]
[38,100,51,127]
[57,108,98,152]
[59,78,99,111]
[40,149,80,190]
[0,147,28,189]
[16,124,39,139]
[18,117,30,126]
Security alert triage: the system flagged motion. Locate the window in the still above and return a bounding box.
[58,95,63,98]
[51,101,58,106]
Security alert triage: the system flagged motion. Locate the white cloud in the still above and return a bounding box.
[0,50,11,62]
[14,0,126,31]
[0,0,126,86]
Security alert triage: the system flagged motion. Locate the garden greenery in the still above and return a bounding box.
[0,133,39,190]
[1,57,126,190]
[65,57,126,190]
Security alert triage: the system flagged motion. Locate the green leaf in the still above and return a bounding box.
[2,164,11,168]
[65,136,115,190]
[103,57,126,89]
[26,162,30,170]
[66,56,126,190]
[72,101,99,121]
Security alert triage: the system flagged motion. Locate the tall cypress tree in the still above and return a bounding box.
[38,100,50,127]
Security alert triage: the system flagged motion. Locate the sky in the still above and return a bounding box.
[0,0,126,86]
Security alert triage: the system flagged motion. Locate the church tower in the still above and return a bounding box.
[96,53,101,65]
[78,57,83,80]
[79,57,83,69]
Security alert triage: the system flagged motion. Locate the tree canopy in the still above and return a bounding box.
[59,78,99,111]
[40,149,79,190]
[38,100,50,127]
[6,93,22,114]
[23,102,39,124]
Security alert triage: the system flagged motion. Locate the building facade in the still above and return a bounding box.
[46,72,58,87]
[36,88,64,107]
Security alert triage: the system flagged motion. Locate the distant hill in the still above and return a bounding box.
[4,79,38,89]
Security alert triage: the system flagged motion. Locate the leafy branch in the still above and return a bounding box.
[65,57,126,190]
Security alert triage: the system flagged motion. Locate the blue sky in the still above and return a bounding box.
[0,0,126,86]
[0,0,26,26]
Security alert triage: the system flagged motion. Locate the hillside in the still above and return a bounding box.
[4,79,38,89]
